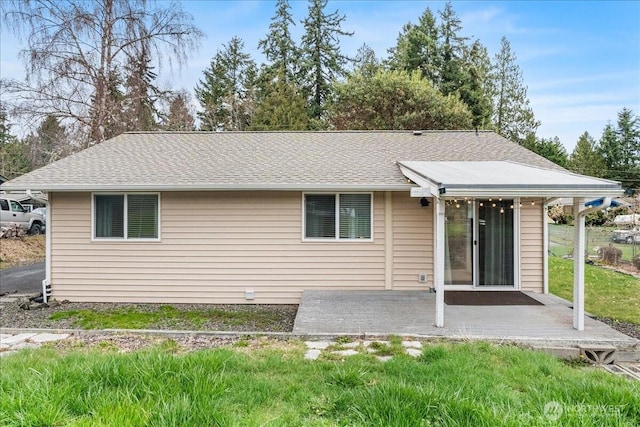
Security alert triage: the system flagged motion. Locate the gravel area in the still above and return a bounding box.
[596,317,640,340]
[0,297,298,332]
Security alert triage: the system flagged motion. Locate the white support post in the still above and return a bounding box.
[573,198,585,331]
[435,197,446,327]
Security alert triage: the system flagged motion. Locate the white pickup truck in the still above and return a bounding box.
[611,214,640,244]
[0,195,46,235]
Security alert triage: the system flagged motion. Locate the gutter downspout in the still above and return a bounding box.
[26,190,50,303]
[573,197,612,331]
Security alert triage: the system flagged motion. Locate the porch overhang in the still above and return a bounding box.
[399,160,623,199]
[397,160,624,331]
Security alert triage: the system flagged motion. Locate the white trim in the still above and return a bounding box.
[471,198,518,289]
[573,198,586,331]
[513,197,521,291]
[435,197,446,327]
[301,192,374,242]
[91,192,161,242]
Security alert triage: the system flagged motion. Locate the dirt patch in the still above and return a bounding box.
[0,235,46,269]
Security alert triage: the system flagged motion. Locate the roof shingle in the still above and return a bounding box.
[3,130,566,191]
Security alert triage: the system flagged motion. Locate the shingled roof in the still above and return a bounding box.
[3,130,566,191]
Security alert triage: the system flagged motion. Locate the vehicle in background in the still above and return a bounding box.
[611,214,640,244]
[0,195,46,235]
[31,207,47,222]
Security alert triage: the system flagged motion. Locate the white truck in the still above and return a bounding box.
[611,214,640,244]
[0,195,46,235]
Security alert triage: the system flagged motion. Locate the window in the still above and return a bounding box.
[304,193,372,240]
[0,199,8,211]
[94,194,159,240]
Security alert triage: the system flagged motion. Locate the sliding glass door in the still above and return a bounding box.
[477,199,514,286]
[445,199,515,287]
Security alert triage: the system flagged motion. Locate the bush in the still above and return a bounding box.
[598,244,623,265]
[633,255,640,270]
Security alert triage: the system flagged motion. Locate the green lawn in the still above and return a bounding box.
[549,224,639,262]
[549,256,640,324]
[1,342,638,426]
[49,305,284,330]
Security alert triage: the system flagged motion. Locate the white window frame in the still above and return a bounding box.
[302,192,374,242]
[91,192,161,242]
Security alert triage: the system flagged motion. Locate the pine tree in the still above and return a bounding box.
[299,0,353,122]
[258,0,298,85]
[599,109,640,188]
[28,114,67,168]
[351,43,381,77]
[195,36,257,131]
[438,2,468,96]
[521,135,568,168]
[387,7,439,85]
[251,80,308,131]
[0,109,30,178]
[568,131,606,177]
[460,39,493,129]
[121,43,161,132]
[163,91,195,131]
[490,36,539,143]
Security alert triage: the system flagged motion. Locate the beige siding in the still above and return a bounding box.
[50,191,388,304]
[391,192,433,290]
[520,198,544,292]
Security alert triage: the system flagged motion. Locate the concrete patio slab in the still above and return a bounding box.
[293,290,639,356]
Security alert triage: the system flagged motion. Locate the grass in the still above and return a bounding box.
[0,341,638,426]
[549,224,639,262]
[49,305,285,330]
[0,235,45,270]
[549,256,640,325]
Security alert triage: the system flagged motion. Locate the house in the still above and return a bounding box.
[2,131,623,329]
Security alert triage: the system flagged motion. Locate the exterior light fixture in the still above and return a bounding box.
[420,197,430,207]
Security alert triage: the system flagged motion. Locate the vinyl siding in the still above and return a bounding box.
[50,191,387,304]
[520,198,544,292]
[391,192,433,289]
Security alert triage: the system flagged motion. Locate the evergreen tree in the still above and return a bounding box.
[299,0,353,122]
[490,36,540,143]
[195,36,257,131]
[258,0,298,85]
[437,2,468,96]
[387,7,439,85]
[599,108,640,188]
[251,80,308,131]
[351,43,381,77]
[163,91,195,131]
[28,114,67,169]
[521,134,568,168]
[121,43,161,132]
[460,40,493,129]
[568,131,606,177]
[0,110,30,178]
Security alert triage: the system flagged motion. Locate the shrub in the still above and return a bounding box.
[633,255,640,270]
[598,244,623,265]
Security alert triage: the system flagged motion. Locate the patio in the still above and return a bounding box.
[292,290,639,360]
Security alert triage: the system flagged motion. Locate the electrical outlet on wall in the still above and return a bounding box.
[418,273,428,283]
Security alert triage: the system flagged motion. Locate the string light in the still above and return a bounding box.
[492,203,496,208]
[500,207,505,214]
[479,202,484,207]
